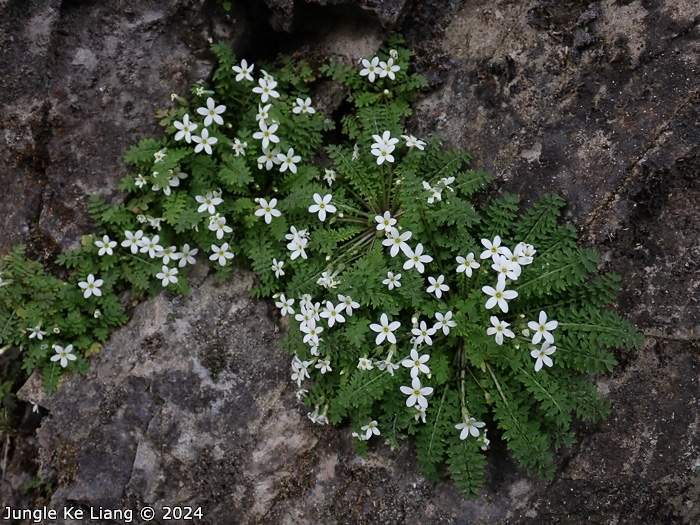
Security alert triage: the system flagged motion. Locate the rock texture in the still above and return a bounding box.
[2,0,700,523]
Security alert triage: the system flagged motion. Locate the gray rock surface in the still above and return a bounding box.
[2,0,700,523]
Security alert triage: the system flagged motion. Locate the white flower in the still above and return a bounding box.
[308,193,337,221]
[401,134,426,150]
[411,321,437,347]
[372,130,400,149]
[134,174,147,188]
[146,215,163,231]
[196,192,223,214]
[192,128,218,155]
[78,274,103,299]
[94,235,117,256]
[208,215,232,240]
[352,143,360,160]
[487,316,515,345]
[232,59,254,82]
[122,230,143,253]
[382,271,402,290]
[293,97,316,114]
[257,147,282,171]
[174,114,198,143]
[50,344,76,368]
[232,138,248,156]
[320,301,345,327]
[288,237,308,260]
[361,420,380,439]
[357,357,374,370]
[422,181,442,204]
[371,142,395,165]
[427,275,449,298]
[157,245,180,264]
[337,294,359,316]
[301,322,323,345]
[480,236,504,260]
[296,388,308,401]
[528,311,558,345]
[271,258,285,278]
[514,242,536,264]
[253,120,280,150]
[402,347,431,377]
[256,103,271,123]
[315,359,332,374]
[278,148,301,174]
[317,270,340,289]
[414,406,427,424]
[252,78,279,102]
[139,234,164,258]
[477,431,491,451]
[209,243,234,266]
[156,265,178,287]
[482,280,518,313]
[456,417,485,440]
[378,57,400,79]
[492,253,521,282]
[359,56,380,82]
[153,148,167,162]
[275,294,295,316]
[28,325,46,340]
[434,311,457,335]
[324,169,336,186]
[531,341,557,372]
[197,97,226,127]
[400,377,433,409]
[375,211,397,232]
[255,197,282,224]
[260,69,275,82]
[178,244,198,267]
[403,243,433,273]
[369,313,400,345]
[382,227,413,257]
[376,349,400,376]
[456,253,480,276]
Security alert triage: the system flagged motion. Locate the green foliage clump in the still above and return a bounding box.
[0,35,642,496]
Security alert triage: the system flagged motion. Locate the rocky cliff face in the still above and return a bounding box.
[2,0,699,523]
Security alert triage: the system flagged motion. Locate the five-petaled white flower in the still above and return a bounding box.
[324,169,336,186]
[382,271,402,290]
[456,417,485,440]
[375,211,397,232]
[134,174,147,188]
[482,279,518,312]
[255,198,281,224]
[209,243,234,266]
[157,245,180,265]
[178,244,198,267]
[371,142,395,165]
[78,274,103,298]
[252,78,279,102]
[257,147,282,171]
[402,348,431,377]
[208,215,232,239]
[361,420,380,439]
[271,258,285,278]
[301,322,323,345]
[275,294,295,316]
[51,344,76,368]
[308,193,336,221]
[293,97,316,114]
[377,349,400,376]
[253,120,280,150]
[278,148,301,173]
[28,325,46,340]
[379,57,400,79]
[528,311,558,345]
[196,192,223,214]
[232,138,247,156]
[95,235,117,256]
[480,236,504,260]
[121,230,143,254]
[197,97,226,127]
[400,377,433,408]
[359,56,380,82]
[427,275,449,298]
[434,311,457,335]
[369,313,400,345]
[174,114,198,143]
[357,357,374,370]
[403,243,433,273]
[232,59,255,82]
[320,301,345,327]
[486,316,515,345]
[492,253,521,282]
[411,321,437,347]
[531,341,557,372]
[456,253,480,276]
[337,294,359,316]
[192,128,218,155]
[382,227,413,257]
[315,359,332,374]
[401,134,426,150]
[156,265,178,287]
[256,103,271,122]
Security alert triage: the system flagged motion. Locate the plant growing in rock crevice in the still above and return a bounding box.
[0,35,642,495]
